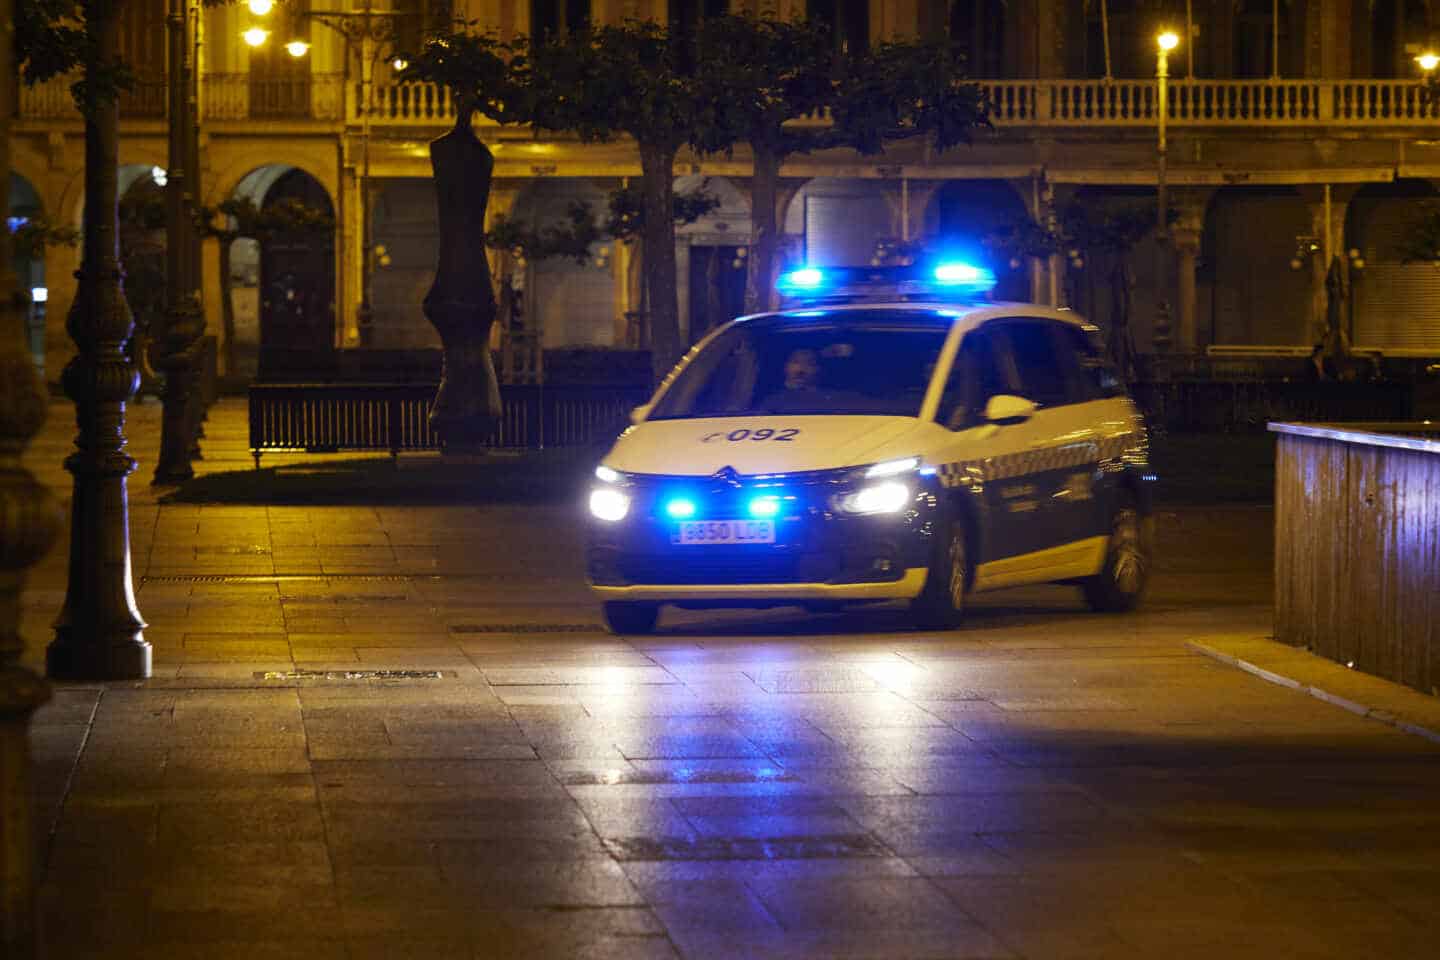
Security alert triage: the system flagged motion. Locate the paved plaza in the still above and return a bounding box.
[16,398,1440,959]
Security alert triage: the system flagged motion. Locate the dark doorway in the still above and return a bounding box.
[931,180,1030,301]
[688,245,746,345]
[259,168,336,369]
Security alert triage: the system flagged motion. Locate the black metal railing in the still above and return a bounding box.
[248,382,650,466]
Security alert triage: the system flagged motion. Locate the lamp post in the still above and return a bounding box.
[246,1,404,348]
[154,0,206,484]
[1153,30,1179,359]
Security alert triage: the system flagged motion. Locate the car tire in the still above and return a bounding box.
[1081,490,1152,613]
[602,601,660,635]
[910,520,968,631]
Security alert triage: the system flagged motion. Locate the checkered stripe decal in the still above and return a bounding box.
[936,433,1139,487]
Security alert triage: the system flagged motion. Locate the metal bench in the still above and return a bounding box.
[248,382,649,467]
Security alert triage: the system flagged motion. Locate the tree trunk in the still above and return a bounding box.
[48,0,151,681]
[424,108,502,451]
[218,237,237,377]
[640,143,681,385]
[744,144,782,315]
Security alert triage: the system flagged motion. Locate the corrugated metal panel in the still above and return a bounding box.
[803,193,892,267]
[1353,197,1440,353]
[1212,195,1310,345]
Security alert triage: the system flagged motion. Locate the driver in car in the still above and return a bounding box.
[762,347,822,410]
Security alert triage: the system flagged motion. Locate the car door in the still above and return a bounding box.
[996,318,1105,561]
[932,321,1060,568]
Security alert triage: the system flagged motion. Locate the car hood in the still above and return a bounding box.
[603,416,927,477]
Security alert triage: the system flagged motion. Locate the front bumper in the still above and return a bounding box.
[586,468,940,605]
[592,568,929,603]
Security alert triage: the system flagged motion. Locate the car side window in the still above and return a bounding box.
[1000,320,1071,409]
[937,327,1012,430]
[1056,324,1125,402]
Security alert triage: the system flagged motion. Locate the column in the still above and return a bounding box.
[0,0,62,952]
[1302,184,1357,349]
[340,134,363,347]
[1170,190,1211,353]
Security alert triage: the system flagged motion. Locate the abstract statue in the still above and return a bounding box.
[423,98,502,451]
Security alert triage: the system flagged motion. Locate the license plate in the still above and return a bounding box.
[674,520,776,545]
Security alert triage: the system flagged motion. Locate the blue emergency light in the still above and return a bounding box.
[776,261,996,304]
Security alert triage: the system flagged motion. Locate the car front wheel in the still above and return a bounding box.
[602,601,660,635]
[910,520,968,631]
[1081,492,1151,613]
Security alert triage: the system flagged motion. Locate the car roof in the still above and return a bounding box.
[733,301,1096,336]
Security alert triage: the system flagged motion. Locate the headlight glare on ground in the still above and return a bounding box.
[834,481,911,515]
[589,487,631,522]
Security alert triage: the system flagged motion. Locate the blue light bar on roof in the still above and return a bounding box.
[774,261,997,305]
[933,262,996,290]
[777,267,824,294]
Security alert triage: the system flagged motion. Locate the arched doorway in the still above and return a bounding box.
[1204,187,1311,345]
[927,179,1030,302]
[228,164,336,378]
[1349,180,1440,353]
[8,173,47,372]
[116,164,168,388]
[675,175,750,344]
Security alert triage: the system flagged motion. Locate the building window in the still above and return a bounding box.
[531,0,591,42]
[118,0,167,117]
[949,0,1005,77]
[807,0,869,54]
[669,0,729,35]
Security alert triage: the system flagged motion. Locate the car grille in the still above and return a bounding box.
[614,552,842,585]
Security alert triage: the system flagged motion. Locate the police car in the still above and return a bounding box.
[586,261,1154,635]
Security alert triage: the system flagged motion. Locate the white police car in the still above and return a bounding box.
[586,261,1154,635]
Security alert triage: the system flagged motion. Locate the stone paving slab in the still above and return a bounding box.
[14,398,1440,957]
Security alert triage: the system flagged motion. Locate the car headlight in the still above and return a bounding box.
[833,481,912,516]
[589,487,631,522]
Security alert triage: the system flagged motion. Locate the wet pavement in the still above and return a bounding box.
[17,398,1440,959]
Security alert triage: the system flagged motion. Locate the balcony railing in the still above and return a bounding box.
[17,72,345,122]
[981,78,1438,125]
[17,75,1439,128]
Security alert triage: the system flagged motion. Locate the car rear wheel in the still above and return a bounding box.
[910,520,967,631]
[602,601,660,635]
[1081,492,1151,613]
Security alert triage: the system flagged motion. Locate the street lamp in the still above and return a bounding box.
[1153,30,1179,357]
[1416,52,1439,73]
[244,3,407,348]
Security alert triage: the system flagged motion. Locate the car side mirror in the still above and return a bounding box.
[983,394,1038,425]
[629,404,651,425]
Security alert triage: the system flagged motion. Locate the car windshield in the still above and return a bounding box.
[650,312,952,420]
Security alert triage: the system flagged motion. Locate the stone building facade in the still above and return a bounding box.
[10,0,1440,384]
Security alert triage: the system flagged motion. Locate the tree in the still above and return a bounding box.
[519,20,723,381]
[689,15,835,313]
[198,196,335,377]
[987,197,1155,382]
[691,16,990,313]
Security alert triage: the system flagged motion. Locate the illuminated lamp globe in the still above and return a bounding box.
[247,0,274,15]
[286,40,311,58]
[1417,52,1440,72]
[1157,31,1180,52]
[391,56,410,72]
[243,27,269,47]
